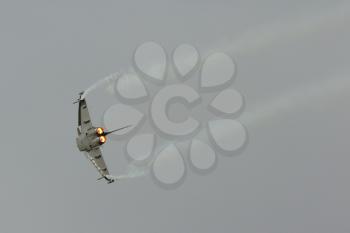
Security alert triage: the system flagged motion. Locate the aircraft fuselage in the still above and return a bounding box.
[76,127,106,152]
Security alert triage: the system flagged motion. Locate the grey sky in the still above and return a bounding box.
[0,0,349,232]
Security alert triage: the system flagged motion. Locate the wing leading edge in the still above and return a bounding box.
[78,99,93,131]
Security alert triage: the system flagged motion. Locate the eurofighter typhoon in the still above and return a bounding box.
[74,92,130,183]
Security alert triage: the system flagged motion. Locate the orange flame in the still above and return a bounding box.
[96,127,104,135]
[99,136,106,144]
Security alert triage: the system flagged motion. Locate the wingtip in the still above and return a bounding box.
[97,175,118,184]
[73,91,85,104]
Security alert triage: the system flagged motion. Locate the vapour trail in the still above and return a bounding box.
[115,74,350,181]
[81,72,120,99]
[222,2,350,131]
[82,2,350,180]
[115,160,153,180]
[241,74,350,128]
[82,2,350,99]
[226,1,350,55]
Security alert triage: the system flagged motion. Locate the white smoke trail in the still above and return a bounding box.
[114,73,350,182]
[227,2,350,55]
[81,72,120,99]
[241,74,350,127]
[85,2,350,181]
[115,160,153,180]
[83,2,350,101]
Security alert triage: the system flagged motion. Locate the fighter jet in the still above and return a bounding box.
[74,91,130,183]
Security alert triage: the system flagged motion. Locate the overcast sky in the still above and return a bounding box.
[0,1,349,232]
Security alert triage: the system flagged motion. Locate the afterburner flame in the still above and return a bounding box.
[96,127,104,135]
[99,136,106,144]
